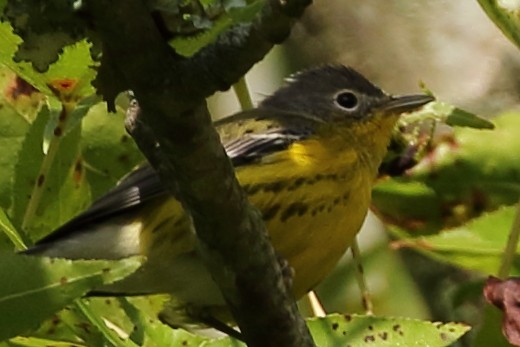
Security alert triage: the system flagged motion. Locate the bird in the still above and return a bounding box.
[23,64,434,328]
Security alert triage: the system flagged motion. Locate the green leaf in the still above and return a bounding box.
[169,0,264,57]
[446,107,495,129]
[42,41,96,99]
[73,300,140,347]
[402,100,494,130]
[11,105,90,241]
[64,95,102,135]
[30,301,106,347]
[0,208,25,251]
[122,296,248,347]
[391,206,518,274]
[374,111,520,233]
[44,95,101,146]
[7,336,86,347]
[0,18,94,99]
[307,314,469,347]
[81,102,143,200]
[372,180,444,234]
[412,111,520,197]
[477,0,520,51]
[121,298,209,347]
[227,0,264,23]
[0,253,142,341]
[2,1,88,73]
[170,15,233,57]
[0,68,37,210]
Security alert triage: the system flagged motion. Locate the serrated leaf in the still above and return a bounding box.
[12,105,90,242]
[2,0,87,73]
[121,298,210,347]
[0,18,94,100]
[391,206,518,274]
[0,253,142,341]
[307,314,469,347]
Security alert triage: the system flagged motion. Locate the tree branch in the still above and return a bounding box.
[84,0,314,346]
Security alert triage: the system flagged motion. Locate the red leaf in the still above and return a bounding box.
[484,276,520,346]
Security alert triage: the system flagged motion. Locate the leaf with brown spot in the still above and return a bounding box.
[47,78,78,99]
[307,314,469,346]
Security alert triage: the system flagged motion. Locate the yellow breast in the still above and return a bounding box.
[236,137,373,298]
[139,134,376,301]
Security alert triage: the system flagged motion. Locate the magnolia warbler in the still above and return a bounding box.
[24,65,433,326]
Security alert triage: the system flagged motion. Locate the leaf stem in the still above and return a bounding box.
[498,198,520,278]
[351,238,373,315]
[0,208,28,250]
[21,101,73,232]
[304,291,326,317]
[233,76,254,110]
[74,299,139,347]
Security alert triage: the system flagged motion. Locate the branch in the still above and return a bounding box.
[84,0,314,346]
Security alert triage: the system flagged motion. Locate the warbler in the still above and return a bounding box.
[24,65,433,323]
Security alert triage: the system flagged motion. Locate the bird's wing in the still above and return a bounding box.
[29,165,164,245]
[216,107,320,165]
[29,108,318,247]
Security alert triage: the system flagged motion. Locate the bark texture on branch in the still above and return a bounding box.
[84,0,314,346]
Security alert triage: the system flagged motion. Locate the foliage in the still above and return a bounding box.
[1,0,520,346]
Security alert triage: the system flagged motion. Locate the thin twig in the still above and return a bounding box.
[351,238,373,315]
[305,291,326,317]
[233,76,254,110]
[22,102,73,232]
[498,197,520,278]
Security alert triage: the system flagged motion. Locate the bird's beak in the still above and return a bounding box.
[379,94,435,115]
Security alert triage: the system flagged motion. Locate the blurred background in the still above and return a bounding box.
[211,0,520,116]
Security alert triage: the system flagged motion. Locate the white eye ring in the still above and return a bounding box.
[335,90,359,110]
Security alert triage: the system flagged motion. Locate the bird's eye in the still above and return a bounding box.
[335,91,359,110]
